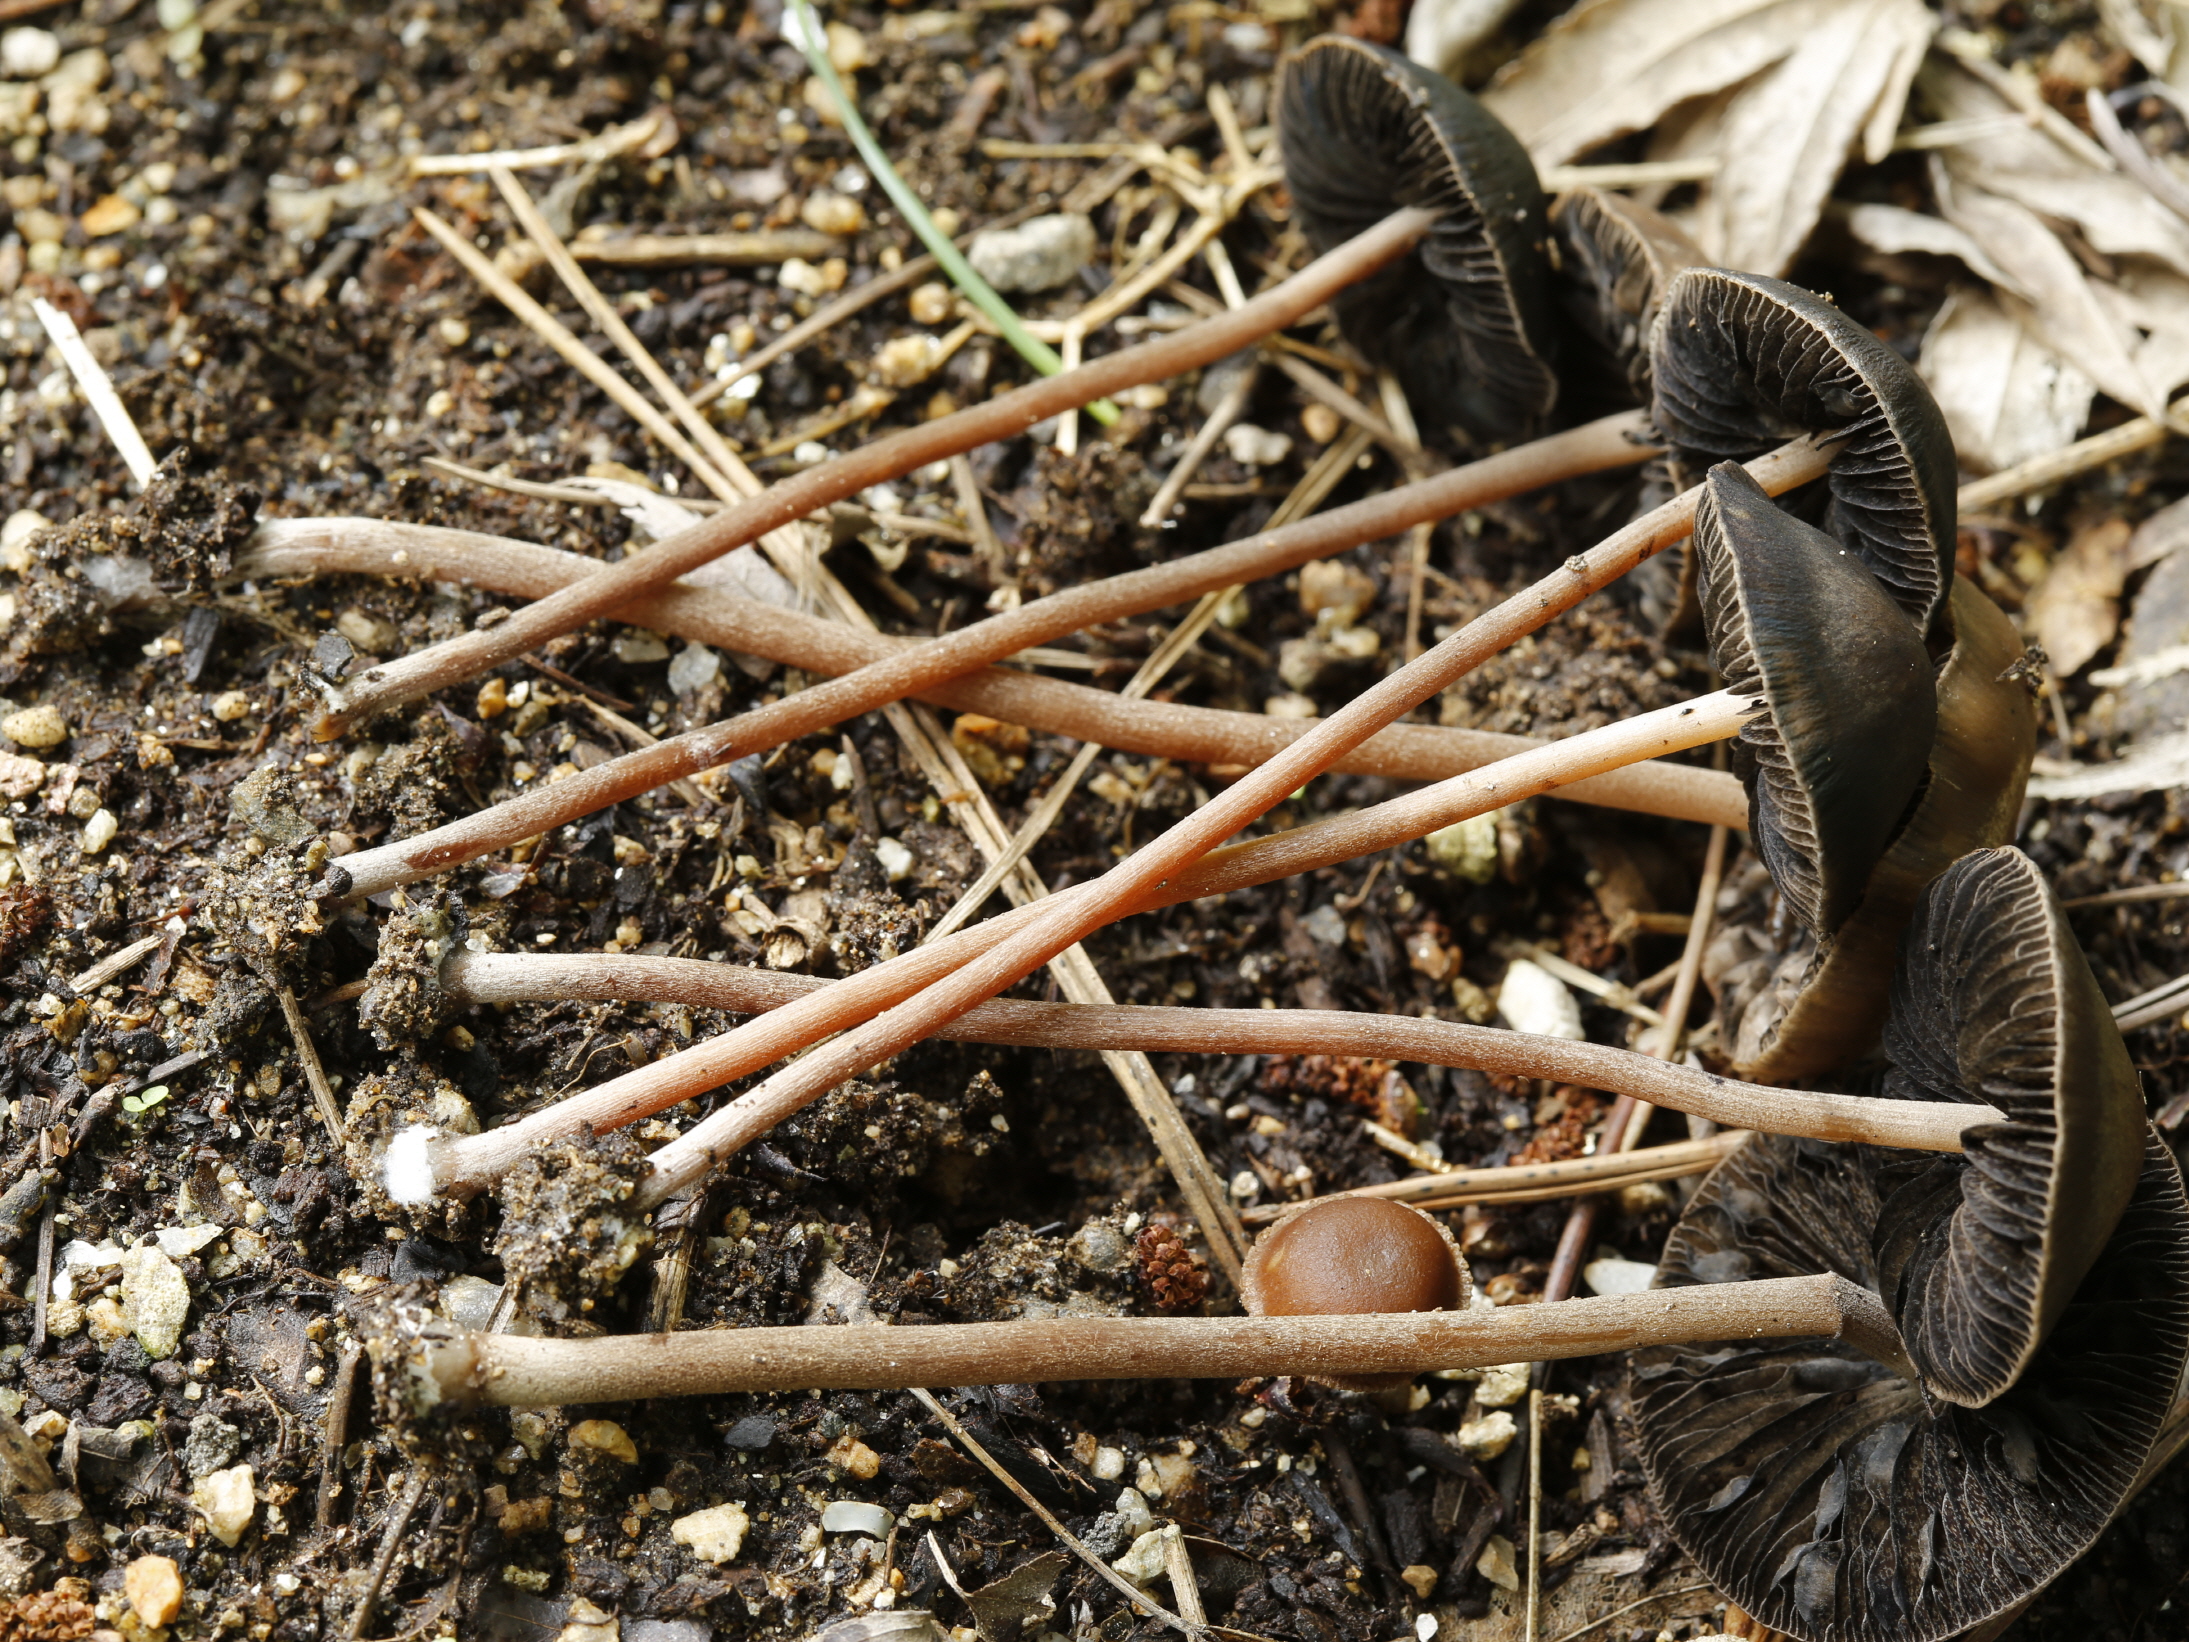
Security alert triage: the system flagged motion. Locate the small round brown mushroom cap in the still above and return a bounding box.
[1277,36,1559,441]
[1243,1197,1467,1319]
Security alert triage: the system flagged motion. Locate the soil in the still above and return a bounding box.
[0,3,2178,1642]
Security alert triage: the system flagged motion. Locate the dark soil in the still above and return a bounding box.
[0,3,2178,1642]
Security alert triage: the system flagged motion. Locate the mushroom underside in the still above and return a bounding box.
[1630,1130,2189,1642]
[1278,36,1559,439]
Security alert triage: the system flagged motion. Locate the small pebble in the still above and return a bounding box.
[967,212,1096,293]
[799,190,865,236]
[569,1419,637,1464]
[1092,1446,1126,1481]
[1456,1410,1518,1460]
[120,1243,189,1357]
[874,836,913,881]
[1301,403,1342,444]
[1583,1255,1659,1296]
[670,1502,749,1564]
[1113,1527,1169,1586]
[80,808,117,855]
[1426,812,1499,883]
[210,690,250,723]
[1475,1533,1519,1591]
[667,644,720,695]
[476,678,508,719]
[1497,958,1584,1041]
[192,1463,255,1547]
[437,316,470,347]
[125,1555,184,1628]
[820,1499,893,1537]
[778,256,847,297]
[0,27,57,77]
[907,282,954,325]
[1471,1362,1530,1408]
[1400,1566,1438,1601]
[1,704,65,748]
[1223,423,1293,467]
[335,607,396,652]
[79,193,137,237]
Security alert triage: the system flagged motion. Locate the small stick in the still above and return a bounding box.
[276,984,346,1144]
[1958,395,2189,513]
[1526,1388,1544,1642]
[1140,361,1261,527]
[245,514,1744,827]
[396,1272,1914,1407]
[346,1470,428,1641]
[327,410,1665,896]
[434,954,1988,1153]
[911,1386,1195,1636]
[33,297,157,487]
[408,108,672,175]
[318,1342,363,1529]
[313,205,1440,738]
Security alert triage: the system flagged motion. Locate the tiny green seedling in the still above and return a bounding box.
[121,1085,170,1118]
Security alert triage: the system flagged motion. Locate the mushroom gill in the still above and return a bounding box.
[1632,847,2179,1642]
[1549,185,1702,410]
[1651,267,1958,644]
[1276,36,1560,441]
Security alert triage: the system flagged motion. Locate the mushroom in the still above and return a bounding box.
[1549,185,1703,411]
[1651,267,1958,644]
[1691,461,1935,941]
[1277,36,1561,441]
[1710,576,2039,1083]
[1240,1198,1467,1390]
[1629,847,2182,1642]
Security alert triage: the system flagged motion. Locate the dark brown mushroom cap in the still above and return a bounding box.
[1651,268,1958,641]
[1243,1196,1467,1318]
[1869,846,2148,1408]
[1277,37,1559,441]
[1631,1127,2189,1642]
[1695,462,1935,940]
[1549,186,1702,407]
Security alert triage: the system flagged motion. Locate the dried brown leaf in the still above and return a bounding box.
[1917,284,2095,474]
[2028,517,2132,678]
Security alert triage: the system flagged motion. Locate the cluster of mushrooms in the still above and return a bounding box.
[289,35,2189,1642]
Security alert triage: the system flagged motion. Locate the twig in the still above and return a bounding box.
[1141,362,1261,527]
[318,1342,363,1529]
[33,297,157,487]
[1620,819,1731,1147]
[249,515,1743,827]
[408,107,673,175]
[276,984,346,1144]
[784,0,1116,425]
[539,229,839,267]
[326,409,1663,896]
[910,1387,1194,1635]
[1956,396,2189,514]
[2066,881,2189,910]
[2086,89,2189,222]
[313,205,1440,738]
[346,1470,428,1641]
[1162,1524,1209,1638]
[69,933,165,993]
[1244,1136,1750,1222]
[1543,1583,1718,1642]
[1526,1389,1544,1642]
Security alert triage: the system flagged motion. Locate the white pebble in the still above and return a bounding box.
[80,808,117,855]
[666,644,720,695]
[966,213,1096,294]
[874,837,913,881]
[192,1464,254,1547]
[0,28,57,78]
[2,704,66,748]
[1497,958,1583,1041]
[820,1500,892,1537]
[1223,424,1293,467]
[670,1502,749,1564]
[1583,1256,1660,1296]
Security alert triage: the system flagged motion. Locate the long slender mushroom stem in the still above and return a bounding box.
[311,206,1438,740]
[437,950,1996,1153]
[396,685,1761,1204]
[244,515,1747,829]
[390,1272,1912,1409]
[326,409,1663,898]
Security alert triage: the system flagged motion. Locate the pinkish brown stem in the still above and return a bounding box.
[438,950,1996,1153]
[326,409,1659,898]
[313,207,1440,740]
[390,1273,1911,1408]
[245,516,1745,830]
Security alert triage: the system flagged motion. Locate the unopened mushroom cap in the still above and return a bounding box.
[1652,267,1958,641]
[1277,36,1559,440]
[1694,461,1936,941]
[1243,1196,1467,1318]
[1631,1125,2189,1642]
[1871,846,2148,1407]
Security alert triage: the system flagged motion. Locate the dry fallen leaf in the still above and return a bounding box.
[2027,517,2133,678]
[1485,0,1929,274]
[1917,284,2095,475]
